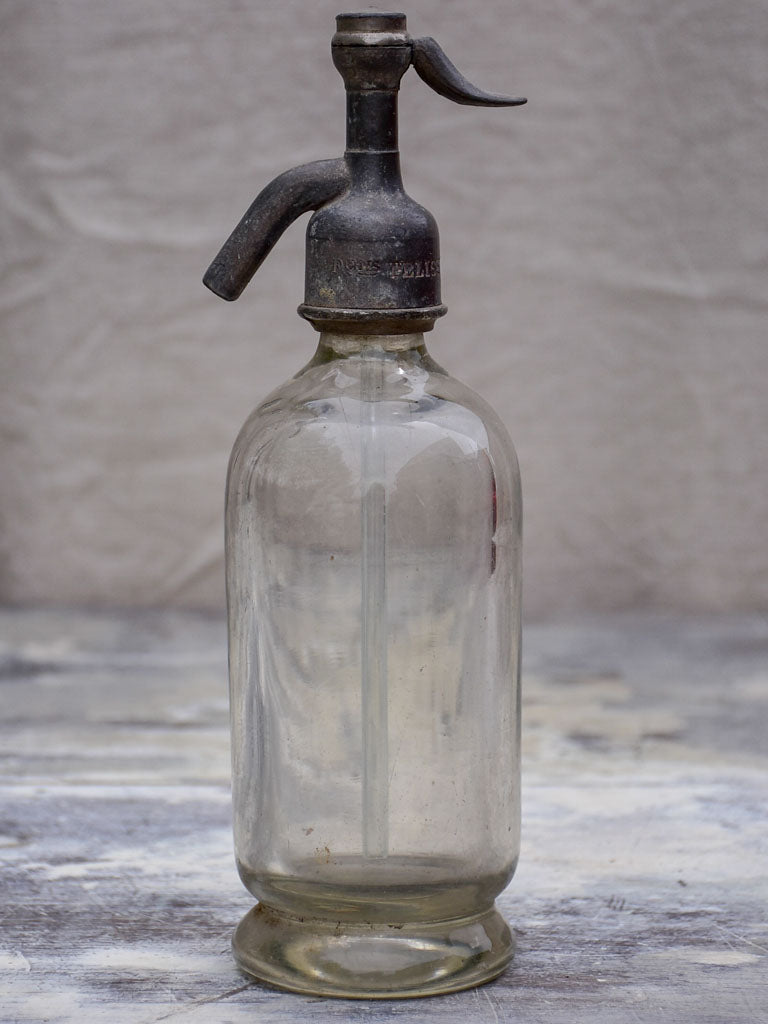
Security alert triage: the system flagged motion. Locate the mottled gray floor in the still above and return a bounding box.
[1,609,766,1023]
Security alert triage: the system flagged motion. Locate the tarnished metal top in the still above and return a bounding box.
[333,12,408,46]
[204,13,526,333]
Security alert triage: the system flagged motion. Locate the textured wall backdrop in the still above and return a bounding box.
[1,0,767,615]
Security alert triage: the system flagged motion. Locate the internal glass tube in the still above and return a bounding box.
[360,344,389,858]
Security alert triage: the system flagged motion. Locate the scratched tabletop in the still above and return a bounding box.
[1,608,766,1023]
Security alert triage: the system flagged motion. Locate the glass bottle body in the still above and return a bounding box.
[226,331,521,997]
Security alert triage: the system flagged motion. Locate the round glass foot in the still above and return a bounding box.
[233,902,513,998]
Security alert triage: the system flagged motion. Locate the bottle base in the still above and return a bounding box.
[232,901,513,999]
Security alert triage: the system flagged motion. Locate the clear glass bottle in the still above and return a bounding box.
[225,330,521,996]
[205,10,528,998]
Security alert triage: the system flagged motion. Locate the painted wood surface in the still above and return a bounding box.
[1,609,766,1023]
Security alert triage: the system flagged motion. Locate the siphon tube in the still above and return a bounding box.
[360,345,389,859]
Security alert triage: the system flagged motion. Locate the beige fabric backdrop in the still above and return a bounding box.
[1,0,766,616]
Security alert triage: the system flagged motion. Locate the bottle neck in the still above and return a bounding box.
[346,91,398,153]
[315,331,428,359]
[345,90,403,191]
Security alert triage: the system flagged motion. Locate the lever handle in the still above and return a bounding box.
[412,37,527,108]
[203,158,349,301]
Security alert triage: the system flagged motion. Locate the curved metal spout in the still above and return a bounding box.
[203,159,350,301]
[412,37,527,107]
